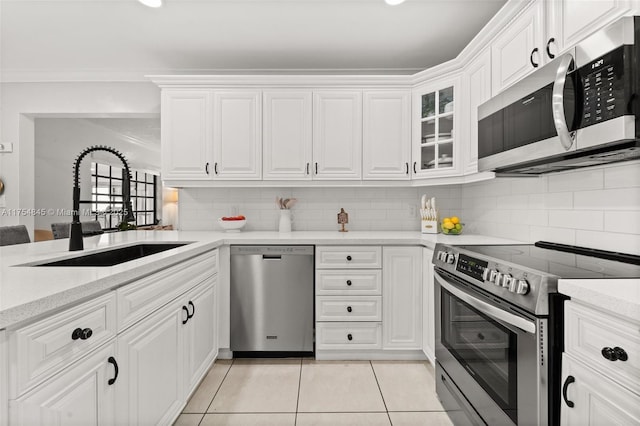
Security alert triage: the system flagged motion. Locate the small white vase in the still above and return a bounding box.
[278,209,292,232]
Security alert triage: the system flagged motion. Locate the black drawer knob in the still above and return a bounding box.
[72,327,93,341]
[346,255,352,261]
[347,306,352,313]
[346,280,352,286]
[347,333,353,341]
[602,346,628,362]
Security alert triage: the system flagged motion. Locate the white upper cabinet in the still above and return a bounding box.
[263,91,313,180]
[161,90,213,180]
[362,91,411,180]
[462,49,492,175]
[412,75,462,178]
[546,0,637,59]
[491,0,545,96]
[313,91,363,180]
[212,91,262,180]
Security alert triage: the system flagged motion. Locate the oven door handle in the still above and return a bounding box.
[435,273,536,334]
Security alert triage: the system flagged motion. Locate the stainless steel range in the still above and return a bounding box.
[432,241,640,426]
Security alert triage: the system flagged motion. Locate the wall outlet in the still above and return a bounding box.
[408,204,417,218]
[0,143,13,153]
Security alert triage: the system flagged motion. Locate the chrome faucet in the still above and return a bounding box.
[70,145,136,251]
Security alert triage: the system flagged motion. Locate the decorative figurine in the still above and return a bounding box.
[337,208,349,232]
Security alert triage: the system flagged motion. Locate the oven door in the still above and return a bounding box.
[434,269,547,426]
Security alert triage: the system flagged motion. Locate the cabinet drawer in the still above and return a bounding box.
[316,322,381,350]
[565,301,640,395]
[9,292,116,398]
[117,250,217,332]
[316,246,381,269]
[316,296,382,322]
[316,270,381,295]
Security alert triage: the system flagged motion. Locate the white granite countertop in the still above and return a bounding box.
[558,278,640,322]
[0,230,522,330]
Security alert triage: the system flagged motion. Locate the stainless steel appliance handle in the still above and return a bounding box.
[552,53,576,151]
[435,272,536,334]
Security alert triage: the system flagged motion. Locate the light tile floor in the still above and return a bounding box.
[175,359,453,426]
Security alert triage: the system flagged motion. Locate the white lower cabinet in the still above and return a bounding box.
[315,245,423,359]
[561,299,640,424]
[184,277,218,396]
[7,249,219,426]
[561,354,640,425]
[116,296,185,426]
[9,342,117,426]
[382,247,422,350]
[422,247,435,362]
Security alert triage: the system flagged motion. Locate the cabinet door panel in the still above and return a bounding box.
[422,248,435,362]
[184,278,218,396]
[313,91,362,180]
[213,91,262,180]
[491,1,544,96]
[363,91,411,180]
[116,302,183,426]
[263,91,312,180]
[383,247,422,349]
[463,49,491,175]
[554,0,633,52]
[561,354,640,425]
[10,342,116,426]
[161,90,213,180]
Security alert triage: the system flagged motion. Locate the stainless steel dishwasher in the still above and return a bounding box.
[230,245,314,356]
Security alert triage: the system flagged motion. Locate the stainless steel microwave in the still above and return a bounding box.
[478,16,640,175]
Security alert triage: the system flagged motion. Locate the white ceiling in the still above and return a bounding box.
[1,0,507,81]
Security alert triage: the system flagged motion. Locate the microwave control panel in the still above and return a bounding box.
[579,46,629,127]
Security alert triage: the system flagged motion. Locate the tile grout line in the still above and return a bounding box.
[199,358,236,422]
[294,358,303,426]
[369,361,393,426]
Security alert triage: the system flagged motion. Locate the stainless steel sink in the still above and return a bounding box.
[33,243,190,267]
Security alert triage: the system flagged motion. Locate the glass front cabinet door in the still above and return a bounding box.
[412,76,462,178]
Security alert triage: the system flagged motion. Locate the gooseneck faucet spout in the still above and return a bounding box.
[70,145,136,251]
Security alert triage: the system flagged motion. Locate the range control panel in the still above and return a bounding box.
[456,254,488,282]
[579,45,629,128]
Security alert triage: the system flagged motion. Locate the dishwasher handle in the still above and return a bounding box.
[262,255,282,260]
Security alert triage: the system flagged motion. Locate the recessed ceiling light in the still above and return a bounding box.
[385,0,406,5]
[138,0,162,8]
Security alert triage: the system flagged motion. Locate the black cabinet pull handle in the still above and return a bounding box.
[182,305,189,324]
[72,327,93,340]
[413,162,417,174]
[602,346,629,361]
[306,163,310,175]
[214,163,219,174]
[405,162,409,174]
[346,255,352,261]
[546,38,555,59]
[347,333,353,341]
[108,357,119,385]
[530,48,539,68]
[562,375,575,408]
[205,162,210,175]
[346,280,352,286]
[315,162,318,175]
[347,306,352,313]
[188,301,195,319]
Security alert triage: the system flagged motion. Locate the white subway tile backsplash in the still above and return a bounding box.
[604,211,640,234]
[547,168,603,193]
[178,163,639,254]
[574,188,640,210]
[548,210,603,231]
[604,161,640,189]
[576,230,640,255]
